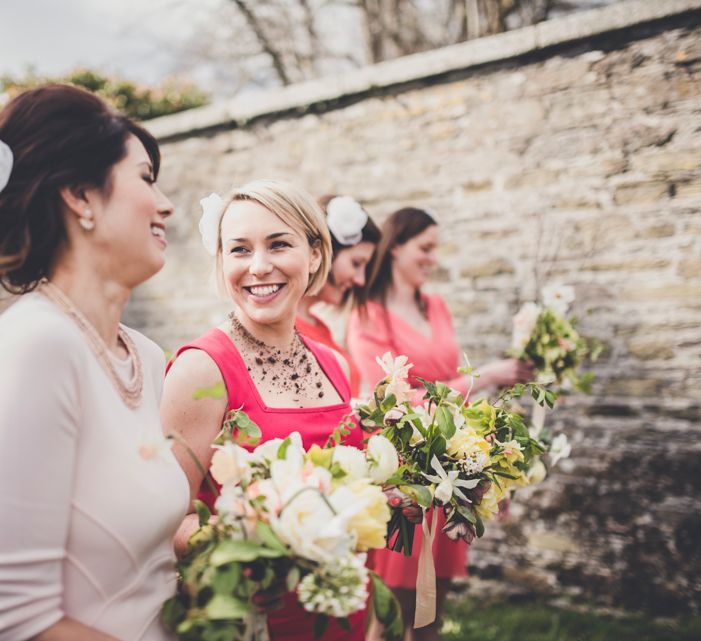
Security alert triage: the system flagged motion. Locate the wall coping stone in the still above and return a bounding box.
[147,0,701,141]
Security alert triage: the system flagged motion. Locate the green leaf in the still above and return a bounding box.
[435,405,456,440]
[193,499,211,528]
[286,566,301,591]
[193,381,227,400]
[370,571,403,640]
[380,393,397,413]
[211,563,243,595]
[204,594,251,620]
[161,597,186,628]
[255,521,289,555]
[210,540,284,566]
[313,614,329,638]
[400,484,432,508]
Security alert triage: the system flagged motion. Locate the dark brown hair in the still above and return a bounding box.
[0,84,161,294]
[364,206,437,306]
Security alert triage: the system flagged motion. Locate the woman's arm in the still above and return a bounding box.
[30,619,120,641]
[160,349,229,505]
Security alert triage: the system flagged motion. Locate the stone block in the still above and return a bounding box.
[460,258,515,279]
[613,181,671,205]
[628,339,675,360]
[678,255,701,278]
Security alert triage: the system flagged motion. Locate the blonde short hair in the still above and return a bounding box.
[214,179,332,297]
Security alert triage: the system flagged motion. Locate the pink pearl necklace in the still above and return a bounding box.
[38,280,143,409]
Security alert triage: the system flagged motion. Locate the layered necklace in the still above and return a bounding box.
[229,313,326,404]
[38,280,143,409]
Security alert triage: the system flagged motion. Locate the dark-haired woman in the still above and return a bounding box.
[295,195,381,397]
[347,207,532,641]
[0,85,187,641]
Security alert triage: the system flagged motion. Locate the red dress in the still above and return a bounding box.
[296,314,361,398]
[347,295,468,589]
[171,328,366,641]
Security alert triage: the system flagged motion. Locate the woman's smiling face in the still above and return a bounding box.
[220,199,321,329]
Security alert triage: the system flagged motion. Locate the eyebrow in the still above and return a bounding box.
[227,232,295,243]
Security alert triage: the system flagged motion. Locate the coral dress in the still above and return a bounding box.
[347,295,468,589]
[171,328,365,641]
[296,314,361,398]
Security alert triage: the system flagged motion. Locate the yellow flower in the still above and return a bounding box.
[346,480,391,551]
[474,485,500,521]
[466,399,496,433]
[446,427,491,460]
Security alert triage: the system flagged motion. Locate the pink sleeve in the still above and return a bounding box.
[347,306,394,396]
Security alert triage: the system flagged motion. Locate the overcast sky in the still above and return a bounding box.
[0,0,214,84]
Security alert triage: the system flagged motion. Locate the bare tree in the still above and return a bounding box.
[173,0,620,96]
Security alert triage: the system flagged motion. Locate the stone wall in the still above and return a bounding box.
[127,0,701,615]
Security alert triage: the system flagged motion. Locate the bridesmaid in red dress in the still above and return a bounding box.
[296,195,381,398]
[161,180,365,641]
[347,207,533,641]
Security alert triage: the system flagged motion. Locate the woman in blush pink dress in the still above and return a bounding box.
[0,85,185,641]
[296,195,381,398]
[347,207,532,641]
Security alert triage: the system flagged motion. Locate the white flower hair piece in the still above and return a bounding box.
[198,192,225,256]
[326,196,368,246]
[0,140,13,194]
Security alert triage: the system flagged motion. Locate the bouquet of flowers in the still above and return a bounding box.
[511,284,601,393]
[355,353,560,557]
[161,411,402,640]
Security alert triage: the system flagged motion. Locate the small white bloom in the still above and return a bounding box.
[376,352,414,404]
[541,283,575,317]
[526,458,547,484]
[0,140,13,193]
[422,455,480,504]
[325,196,368,246]
[512,302,541,350]
[332,445,369,482]
[198,192,224,256]
[366,435,399,483]
[253,432,304,465]
[549,433,572,467]
[138,432,173,461]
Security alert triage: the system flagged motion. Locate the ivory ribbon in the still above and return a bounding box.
[531,402,546,438]
[414,508,439,628]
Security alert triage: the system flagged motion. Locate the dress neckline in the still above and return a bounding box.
[213,328,348,413]
[374,296,436,342]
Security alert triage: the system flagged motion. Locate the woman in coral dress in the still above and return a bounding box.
[161,180,365,641]
[296,195,380,398]
[347,207,532,641]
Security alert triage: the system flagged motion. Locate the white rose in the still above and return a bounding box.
[270,485,355,563]
[366,435,399,483]
[332,445,369,482]
[541,283,575,317]
[253,432,304,465]
[209,442,253,485]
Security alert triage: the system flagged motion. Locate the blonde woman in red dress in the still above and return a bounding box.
[295,195,381,398]
[347,207,533,641]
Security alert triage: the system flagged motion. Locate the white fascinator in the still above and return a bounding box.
[326,196,368,246]
[0,141,13,193]
[199,193,225,255]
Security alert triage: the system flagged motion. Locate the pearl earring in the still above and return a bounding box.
[79,208,94,231]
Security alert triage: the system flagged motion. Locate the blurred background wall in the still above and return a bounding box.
[127,0,701,615]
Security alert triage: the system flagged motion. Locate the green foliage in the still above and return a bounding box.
[441,597,701,641]
[1,67,208,120]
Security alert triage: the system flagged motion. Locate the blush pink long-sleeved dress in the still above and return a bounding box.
[347,294,468,589]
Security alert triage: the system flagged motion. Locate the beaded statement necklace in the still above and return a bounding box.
[38,280,144,409]
[229,313,325,404]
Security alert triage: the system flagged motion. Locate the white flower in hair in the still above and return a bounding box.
[198,192,224,255]
[326,196,368,246]
[0,140,13,193]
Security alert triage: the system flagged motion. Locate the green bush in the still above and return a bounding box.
[0,67,208,120]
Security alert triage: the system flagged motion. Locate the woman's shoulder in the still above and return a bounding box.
[0,293,88,363]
